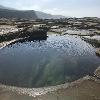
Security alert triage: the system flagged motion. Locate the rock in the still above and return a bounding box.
[82,36,100,48]
[95,48,100,57]
[94,66,100,78]
[66,29,95,36]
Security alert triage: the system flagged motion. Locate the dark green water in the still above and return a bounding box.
[0,34,100,88]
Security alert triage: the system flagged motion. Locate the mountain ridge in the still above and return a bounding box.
[0,5,66,19]
[35,11,66,19]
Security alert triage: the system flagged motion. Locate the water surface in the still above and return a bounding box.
[0,34,100,87]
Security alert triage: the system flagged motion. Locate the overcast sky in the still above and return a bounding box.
[0,0,100,17]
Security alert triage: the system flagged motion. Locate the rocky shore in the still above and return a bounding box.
[0,25,48,43]
[49,27,99,37]
[82,36,100,45]
[80,35,100,57]
[0,25,18,35]
[65,29,95,36]
[0,38,25,49]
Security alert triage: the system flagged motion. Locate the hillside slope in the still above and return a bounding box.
[35,11,66,19]
[0,9,37,19]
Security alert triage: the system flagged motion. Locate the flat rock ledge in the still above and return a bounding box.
[0,38,23,49]
[82,36,100,44]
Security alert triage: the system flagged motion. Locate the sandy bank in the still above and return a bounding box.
[0,66,100,100]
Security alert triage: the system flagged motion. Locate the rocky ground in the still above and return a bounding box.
[0,25,18,35]
[49,27,100,36]
[0,38,22,49]
[82,35,100,44]
[67,29,96,36]
[81,35,100,57]
[0,25,24,46]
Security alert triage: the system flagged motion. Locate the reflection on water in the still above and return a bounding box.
[0,34,100,88]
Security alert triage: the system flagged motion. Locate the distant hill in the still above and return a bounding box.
[35,11,66,19]
[0,5,66,19]
[0,9,38,19]
[0,5,37,19]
